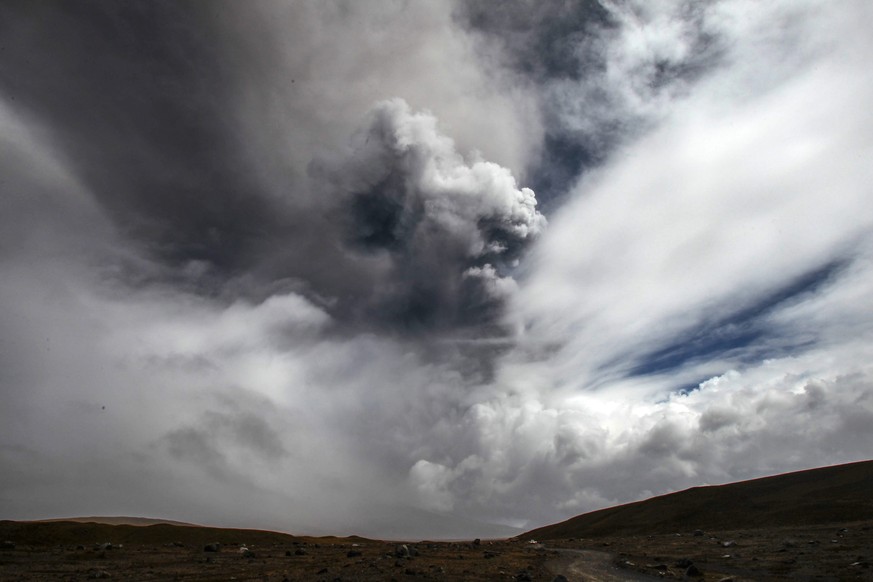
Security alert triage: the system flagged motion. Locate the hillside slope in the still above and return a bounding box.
[525,460,873,540]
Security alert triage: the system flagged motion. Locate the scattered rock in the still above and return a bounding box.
[514,570,533,581]
[675,558,694,568]
[0,541,15,550]
[203,543,221,553]
[722,540,736,548]
[241,549,256,559]
[87,570,111,579]
[472,538,481,546]
[347,549,362,558]
[685,564,703,577]
[552,576,569,582]
[717,578,735,582]
[693,529,705,537]
[395,544,410,558]
[316,567,328,574]
[285,550,292,557]
[294,548,307,556]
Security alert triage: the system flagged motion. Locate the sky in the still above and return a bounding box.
[1,0,872,540]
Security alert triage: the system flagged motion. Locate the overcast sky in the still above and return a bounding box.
[2,0,872,539]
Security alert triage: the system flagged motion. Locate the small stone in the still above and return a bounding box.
[722,540,736,548]
[203,543,221,553]
[294,548,307,556]
[552,576,569,582]
[693,529,705,537]
[347,549,362,558]
[685,564,703,577]
[395,544,410,558]
[0,541,15,550]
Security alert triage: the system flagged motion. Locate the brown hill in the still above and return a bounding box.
[35,516,198,527]
[0,520,364,547]
[525,459,873,540]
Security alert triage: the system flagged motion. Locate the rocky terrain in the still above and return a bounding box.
[2,460,871,580]
[0,521,555,581]
[526,460,873,581]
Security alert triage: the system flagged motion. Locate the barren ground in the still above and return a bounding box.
[2,519,872,580]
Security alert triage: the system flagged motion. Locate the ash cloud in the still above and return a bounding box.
[311,99,545,333]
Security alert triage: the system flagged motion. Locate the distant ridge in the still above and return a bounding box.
[0,520,308,547]
[35,516,199,527]
[525,460,873,540]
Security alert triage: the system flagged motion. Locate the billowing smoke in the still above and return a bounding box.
[311,99,546,333]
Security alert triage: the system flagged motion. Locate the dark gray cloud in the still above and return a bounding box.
[0,2,275,271]
[0,2,543,337]
[311,99,545,333]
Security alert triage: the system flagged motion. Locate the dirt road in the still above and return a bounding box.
[545,547,660,582]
